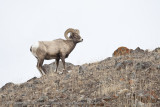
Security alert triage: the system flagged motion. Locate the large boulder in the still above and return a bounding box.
[112,46,130,57]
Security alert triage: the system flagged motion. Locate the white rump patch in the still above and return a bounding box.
[31,42,39,57]
[32,42,39,49]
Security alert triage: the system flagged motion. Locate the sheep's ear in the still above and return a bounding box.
[69,32,73,38]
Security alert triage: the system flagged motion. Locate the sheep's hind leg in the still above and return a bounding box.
[61,57,67,73]
[37,59,45,75]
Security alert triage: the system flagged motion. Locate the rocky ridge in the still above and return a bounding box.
[0,47,160,107]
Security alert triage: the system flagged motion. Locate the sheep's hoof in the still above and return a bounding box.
[42,71,46,75]
[54,70,57,73]
[59,72,63,75]
[42,73,45,76]
[40,72,45,76]
[62,69,68,74]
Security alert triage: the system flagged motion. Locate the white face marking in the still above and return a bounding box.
[80,38,83,41]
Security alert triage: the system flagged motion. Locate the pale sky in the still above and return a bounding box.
[0,0,160,87]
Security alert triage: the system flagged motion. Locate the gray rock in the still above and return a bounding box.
[20,82,36,89]
[21,94,26,97]
[115,60,133,70]
[96,66,100,71]
[79,99,87,103]
[134,61,152,71]
[92,98,102,103]
[7,89,13,93]
[48,98,59,103]
[123,60,133,66]
[135,47,144,53]
[78,95,85,100]
[79,66,85,74]
[33,79,42,84]
[13,103,23,107]
[16,98,23,102]
[103,96,112,102]
[64,74,70,80]
[1,94,6,99]
[79,89,85,94]
[27,77,37,82]
[86,98,92,104]
[61,88,68,93]
[127,72,136,79]
[106,76,113,82]
[38,95,49,102]
[136,90,158,103]
[157,65,160,70]
[54,79,60,84]
[154,47,160,53]
[1,82,15,91]
[136,100,145,107]
[106,57,112,61]
[21,102,32,107]
[21,83,36,90]
[126,93,131,98]
[13,85,19,90]
[155,55,160,60]
[115,62,125,70]
[43,61,75,73]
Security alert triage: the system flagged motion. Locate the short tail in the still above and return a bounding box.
[30,46,32,52]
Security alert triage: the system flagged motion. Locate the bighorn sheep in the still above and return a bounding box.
[30,28,83,75]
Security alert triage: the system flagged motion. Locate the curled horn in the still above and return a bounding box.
[75,29,80,35]
[64,28,75,40]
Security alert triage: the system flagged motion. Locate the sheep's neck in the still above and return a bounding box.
[67,40,76,52]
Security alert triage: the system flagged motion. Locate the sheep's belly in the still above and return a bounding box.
[44,53,60,60]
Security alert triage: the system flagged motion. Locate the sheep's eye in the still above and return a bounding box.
[73,34,77,37]
[76,36,80,39]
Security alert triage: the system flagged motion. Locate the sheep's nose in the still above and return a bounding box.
[81,39,83,41]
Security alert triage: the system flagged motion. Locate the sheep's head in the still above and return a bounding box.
[64,28,83,43]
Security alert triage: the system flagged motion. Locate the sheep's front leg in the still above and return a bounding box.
[37,59,45,75]
[61,57,66,73]
[55,58,60,72]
